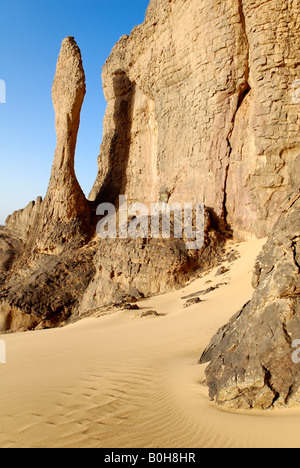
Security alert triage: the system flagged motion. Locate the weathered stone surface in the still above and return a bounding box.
[73,209,225,320]
[0,33,226,334]
[90,0,300,239]
[0,228,23,287]
[5,197,43,242]
[200,190,300,409]
[1,0,299,346]
[36,36,91,254]
[0,37,93,332]
[0,212,224,333]
[0,246,97,333]
[183,297,202,308]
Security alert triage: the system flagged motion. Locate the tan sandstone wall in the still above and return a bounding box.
[90,0,300,239]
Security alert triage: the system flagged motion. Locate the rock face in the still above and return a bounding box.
[0,34,225,333]
[90,0,300,239]
[5,197,43,242]
[6,37,91,253]
[37,36,91,253]
[75,214,225,319]
[88,0,300,410]
[200,188,300,409]
[0,228,23,286]
[0,0,299,411]
[0,208,224,333]
[0,37,93,332]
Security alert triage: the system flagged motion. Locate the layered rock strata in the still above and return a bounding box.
[90,0,300,239]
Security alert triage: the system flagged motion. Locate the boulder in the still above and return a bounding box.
[200,191,300,409]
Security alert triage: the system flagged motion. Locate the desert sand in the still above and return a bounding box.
[1,237,300,448]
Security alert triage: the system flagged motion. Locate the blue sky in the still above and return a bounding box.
[0,0,149,225]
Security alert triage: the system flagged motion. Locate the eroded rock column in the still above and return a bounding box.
[37,36,90,253]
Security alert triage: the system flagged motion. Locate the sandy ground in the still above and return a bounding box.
[1,238,300,448]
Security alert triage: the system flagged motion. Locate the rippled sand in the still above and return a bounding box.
[1,238,300,448]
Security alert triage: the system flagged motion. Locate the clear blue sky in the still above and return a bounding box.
[0,0,149,225]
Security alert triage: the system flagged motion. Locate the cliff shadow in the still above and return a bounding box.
[206,206,233,238]
[95,71,136,206]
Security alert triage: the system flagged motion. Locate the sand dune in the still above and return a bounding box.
[1,238,300,448]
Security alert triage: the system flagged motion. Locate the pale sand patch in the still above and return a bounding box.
[1,238,300,448]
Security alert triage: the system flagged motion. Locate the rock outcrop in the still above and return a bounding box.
[6,37,91,254]
[0,228,23,286]
[0,244,97,332]
[200,188,300,409]
[0,208,224,333]
[37,36,91,253]
[5,197,43,242]
[90,0,300,239]
[0,0,299,410]
[0,37,94,332]
[74,212,225,319]
[0,33,225,333]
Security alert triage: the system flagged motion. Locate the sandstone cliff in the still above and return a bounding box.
[0,0,300,410]
[200,186,300,409]
[90,0,300,239]
[88,0,300,409]
[0,32,224,333]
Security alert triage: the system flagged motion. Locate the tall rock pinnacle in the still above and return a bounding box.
[37,36,91,252]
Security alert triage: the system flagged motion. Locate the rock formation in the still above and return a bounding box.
[0,0,299,409]
[0,32,225,333]
[90,0,300,239]
[37,36,91,253]
[5,197,42,242]
[0,37,91,330]
[6,36,91,253]
[0,228,23,286]
[200,187,300,409]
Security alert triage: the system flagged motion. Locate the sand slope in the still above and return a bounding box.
[1,238,300,448]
